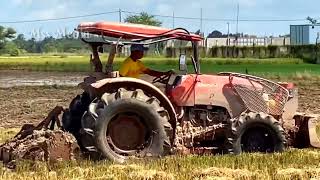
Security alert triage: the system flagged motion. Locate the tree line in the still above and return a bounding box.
[0,28,89,56]
[0,27,90,56]
[0,12,163,56]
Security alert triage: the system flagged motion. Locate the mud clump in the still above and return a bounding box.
[0,130,80,167]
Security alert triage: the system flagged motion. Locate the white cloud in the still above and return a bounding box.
[238,0,257,7]
[28,4,68,19]
[91,0,149,9]
[190,1,201,9]
[135,0,149,7]
[12,0,33,6]
[156,4,173,15]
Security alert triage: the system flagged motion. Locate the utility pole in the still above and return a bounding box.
[226,22,230,57]
[200,8,203,34]
[227,22,230,46]
[119,8,122,22]
[236,3,239,46]
[236,3,239,35]
[172,11,175,29]
[316,32,320,64]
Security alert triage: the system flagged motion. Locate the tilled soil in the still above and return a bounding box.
[0,86,82,128]
[298,81,320,114]
[0,74,319,128]
[0,70,86,88]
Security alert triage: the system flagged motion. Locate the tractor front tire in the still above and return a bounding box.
[82,88,173,163]
[227,112,286,154]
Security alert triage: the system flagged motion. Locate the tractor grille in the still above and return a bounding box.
[233,84,268,113]
[233,83,289,115]
[219,72,290,116]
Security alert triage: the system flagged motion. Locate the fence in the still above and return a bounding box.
[165,45,320,63]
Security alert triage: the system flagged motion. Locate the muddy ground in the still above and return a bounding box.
[0,70,86,88]
[0,71,319,128]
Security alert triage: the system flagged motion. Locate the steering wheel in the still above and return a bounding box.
[152,71,174,85]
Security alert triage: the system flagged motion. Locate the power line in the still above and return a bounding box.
[221,18,307,22]
[122,10,173,18]
[0,9,315,24]
[123,10,203,20]
[0,11,118,24]
[122,10,309,22]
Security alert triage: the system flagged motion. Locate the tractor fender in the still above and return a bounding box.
[90,77,177,135]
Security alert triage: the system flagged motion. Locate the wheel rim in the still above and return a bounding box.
[107,112,150,156]
[241,126,276,153]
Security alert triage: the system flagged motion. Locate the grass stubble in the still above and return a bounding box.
[0,56,319,78]
[0,128,320,179]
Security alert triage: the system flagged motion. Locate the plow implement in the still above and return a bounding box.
[292,113,320,148]
[0,106,80,168]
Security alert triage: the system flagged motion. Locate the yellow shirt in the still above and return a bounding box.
[119,57,147,78]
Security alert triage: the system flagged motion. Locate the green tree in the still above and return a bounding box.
[40,36,56,53]
[124,12,162,26]
[3,41,20,56]
[43,43,57,53]
[13,34,27,50]
[25,38,38,53]
[0,26,16,49]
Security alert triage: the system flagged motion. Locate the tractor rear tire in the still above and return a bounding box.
[62,92,91,150]
[227,112,286,154]
[82,88,173,163]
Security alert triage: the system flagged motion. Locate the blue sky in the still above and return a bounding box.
[0,0,319,39]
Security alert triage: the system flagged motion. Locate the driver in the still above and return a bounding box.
[119,44,171,78]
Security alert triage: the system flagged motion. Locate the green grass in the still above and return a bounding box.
[0,56,319,78]
[1,128,320,179]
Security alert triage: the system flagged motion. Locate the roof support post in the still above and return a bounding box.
[90,43,103,72]
[192,41,200,74]
[106,44,117,74]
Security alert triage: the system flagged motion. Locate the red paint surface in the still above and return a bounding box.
[169,74,263,107]
[77,22,202,41]
[168,75,196,106]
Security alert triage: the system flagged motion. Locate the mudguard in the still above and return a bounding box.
[88,77,177,137]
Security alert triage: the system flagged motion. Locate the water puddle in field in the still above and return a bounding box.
[0,70,86,88]
[0,70,159,88]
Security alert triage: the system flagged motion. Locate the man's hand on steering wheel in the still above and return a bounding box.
[166,70,175,75]
[152,70,175,84]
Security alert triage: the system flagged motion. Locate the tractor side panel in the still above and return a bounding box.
[194,75,246,118]
[169,75,196,107]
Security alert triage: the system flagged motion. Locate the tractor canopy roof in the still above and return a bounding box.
[76,21,203,42]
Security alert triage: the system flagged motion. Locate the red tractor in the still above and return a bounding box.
[60,22,320,163]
